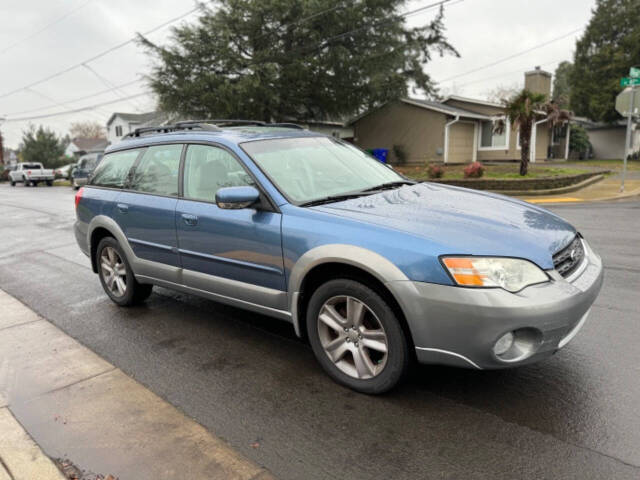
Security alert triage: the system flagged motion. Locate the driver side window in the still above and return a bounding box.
[183,145,254,202]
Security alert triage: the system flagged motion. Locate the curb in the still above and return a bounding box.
[0,289,277,480]
[489,174,605,196]
[0,407,66,480]
[523,186,640,205]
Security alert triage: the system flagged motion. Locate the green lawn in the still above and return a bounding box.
[396,163,590,181]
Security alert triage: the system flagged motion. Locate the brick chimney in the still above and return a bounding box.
[525,66,552,100]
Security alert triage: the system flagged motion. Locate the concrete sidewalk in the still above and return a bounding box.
[0,289,275,480]
[516,175,640,205]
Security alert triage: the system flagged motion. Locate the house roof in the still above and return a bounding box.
[401,98,493,120]
[441,95,504,109]
[71,137,108,152]
[106,111,161,127]
[573,116,631,130]
[348,98,493,125]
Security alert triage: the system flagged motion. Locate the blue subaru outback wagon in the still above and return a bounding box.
[74,120,603,394]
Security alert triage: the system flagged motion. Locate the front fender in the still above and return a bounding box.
[287,244,413,337]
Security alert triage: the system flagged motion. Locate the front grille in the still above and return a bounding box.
[553,235,585,278]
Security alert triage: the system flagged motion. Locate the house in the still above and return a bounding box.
[351,67,566,164]
[106,112,168,145]
[64,137,108,158]
[573,117,639,159]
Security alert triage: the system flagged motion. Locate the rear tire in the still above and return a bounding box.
[46,180,53,186]
[306,279,409,394]
[10,181,15,187]
[96,237,153,306]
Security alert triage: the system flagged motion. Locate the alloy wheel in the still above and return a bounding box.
[100,246,127,297]
[317,295,388,380]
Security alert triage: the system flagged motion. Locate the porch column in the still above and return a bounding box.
[443,115,460,164]
[564,123,571,160]
[472,121,478,162]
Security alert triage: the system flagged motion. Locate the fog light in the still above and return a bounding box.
[493,332,515,356]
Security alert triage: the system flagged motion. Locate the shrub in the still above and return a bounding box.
[427,163,444,179]
[463,162,485,178]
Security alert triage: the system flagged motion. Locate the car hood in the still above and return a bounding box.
[313,182,576,270]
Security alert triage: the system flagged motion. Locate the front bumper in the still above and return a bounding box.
[390,240,603,369]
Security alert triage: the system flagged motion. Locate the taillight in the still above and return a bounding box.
[27,170,32,175]
[75,187,84,209]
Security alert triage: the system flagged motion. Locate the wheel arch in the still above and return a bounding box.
[87,216,132,274]
[288,245,415,351]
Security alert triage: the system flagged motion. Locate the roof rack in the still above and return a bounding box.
[123,119,305,139]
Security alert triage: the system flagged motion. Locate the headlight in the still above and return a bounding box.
[441,257,549,293]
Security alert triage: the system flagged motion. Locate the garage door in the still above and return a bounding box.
[448,122,475,163]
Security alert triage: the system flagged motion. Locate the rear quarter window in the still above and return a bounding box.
[90,149,142,188]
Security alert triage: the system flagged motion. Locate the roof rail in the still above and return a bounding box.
[123,119,306,139]
[267,123,305,129]
[123,122,222,139]
[175,119,266,127]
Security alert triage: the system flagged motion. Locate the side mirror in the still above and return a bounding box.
[215,186,260,209]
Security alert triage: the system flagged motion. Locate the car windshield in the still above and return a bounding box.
[241,137,404,204]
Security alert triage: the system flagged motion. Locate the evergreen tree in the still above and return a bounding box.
[570,0,640,122]
[139,0,458,121]
[20,125,66,168]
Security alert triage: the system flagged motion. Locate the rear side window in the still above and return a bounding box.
[129,144,182,196]
[90,149,141,188]
[183,144,254,202]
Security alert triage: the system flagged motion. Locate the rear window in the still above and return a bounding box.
[90,149,142,188]
[22,164,42,169]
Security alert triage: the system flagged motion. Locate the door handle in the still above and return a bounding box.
[181,213,198,226]
[117,203,129,213]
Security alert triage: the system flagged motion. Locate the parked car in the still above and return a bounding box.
[1,164,17,182]
[54,162,76,180]
[9,162,55,186]
[74,121,604,394]
[71,153,101,190]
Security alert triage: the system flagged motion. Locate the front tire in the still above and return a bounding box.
[96,237,153,306]
[46,180,53,186]
[10,181,15,187]
[306,279,409,394]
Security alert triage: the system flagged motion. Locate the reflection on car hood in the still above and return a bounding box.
[313,182,576,270]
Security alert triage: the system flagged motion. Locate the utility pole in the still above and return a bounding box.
[617,66,640,192]
[621,87,635,192]
[0,117,5,166]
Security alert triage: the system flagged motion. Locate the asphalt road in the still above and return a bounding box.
[0,182,639,479]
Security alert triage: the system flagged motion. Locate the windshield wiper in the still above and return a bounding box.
[299,192,372,207]
[360,180,416,193]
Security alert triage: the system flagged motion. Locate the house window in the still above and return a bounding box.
[479,120,508,149]
[115,125,123,137]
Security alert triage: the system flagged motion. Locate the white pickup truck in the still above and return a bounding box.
[9,162,55,187]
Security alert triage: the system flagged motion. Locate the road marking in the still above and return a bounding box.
[527,197,582,203]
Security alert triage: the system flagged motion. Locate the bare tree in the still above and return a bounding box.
[69,121,106,139]
[484,82,520,104]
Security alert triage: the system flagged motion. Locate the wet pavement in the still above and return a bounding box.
[0,183,639,479]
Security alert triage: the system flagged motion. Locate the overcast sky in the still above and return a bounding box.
[0,0,596,149]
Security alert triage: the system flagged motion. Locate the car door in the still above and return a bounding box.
[175,143,286,309]
[112,144,183,279]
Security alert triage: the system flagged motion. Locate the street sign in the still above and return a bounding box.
[630,66,640,78]
[616,88,640,116]
[620,77,640,87]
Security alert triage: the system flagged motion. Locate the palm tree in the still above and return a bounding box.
[497,90,571,176]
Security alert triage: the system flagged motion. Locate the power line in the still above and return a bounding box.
[24,87,105,122]
[453,58,567,89]
[3,91,152,122]
[0,0,95,55]
[3,79,144,116]
[0,4,204,100]
[81,64,143,112]
[438,27,584,83]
